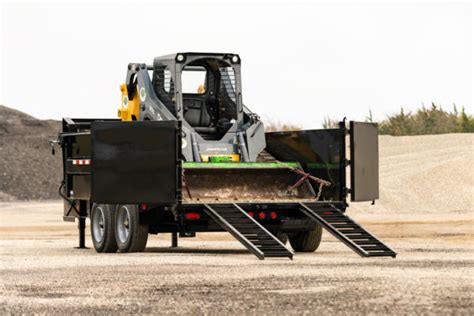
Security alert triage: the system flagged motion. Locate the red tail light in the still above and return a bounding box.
[248,211,255,217]
[185,212,201,220]
[269,211,277,219]
[258,212,266,219]
[140,203,148,211]
[323,211,333,215]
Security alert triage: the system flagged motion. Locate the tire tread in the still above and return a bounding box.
[91,204,118,253]
[115,205,149,253]
[289,225,323,252]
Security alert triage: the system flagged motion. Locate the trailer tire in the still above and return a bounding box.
[91,204,118,253]
[289,225,323,252]
[115,205,148,253]
[275,232,288,245]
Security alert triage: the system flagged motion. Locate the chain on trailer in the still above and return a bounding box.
[256,150,331,202]
[277,161,331,201]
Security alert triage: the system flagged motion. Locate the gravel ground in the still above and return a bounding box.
[0,201,472,314]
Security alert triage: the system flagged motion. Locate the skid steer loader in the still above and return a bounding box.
[53,52,395,259]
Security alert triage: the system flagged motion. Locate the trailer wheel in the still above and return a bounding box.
[275,232,288,245]
[91,204,118,253]
[115,205,149,253]
[289,225,323,252]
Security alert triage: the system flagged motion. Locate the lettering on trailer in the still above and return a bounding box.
[72,159,91,165]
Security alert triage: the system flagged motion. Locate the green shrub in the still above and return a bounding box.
[321,117,340,129]
[265,120,302,132]
[379,103,473,135]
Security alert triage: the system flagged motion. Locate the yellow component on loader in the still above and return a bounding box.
[117,84,140,121]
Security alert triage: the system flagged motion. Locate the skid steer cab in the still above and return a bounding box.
[53,52,395,260]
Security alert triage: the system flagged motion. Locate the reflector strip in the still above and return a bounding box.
[72,159,91,166]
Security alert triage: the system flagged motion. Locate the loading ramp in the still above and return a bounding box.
[203,204,294,260]
[299,203,396,258]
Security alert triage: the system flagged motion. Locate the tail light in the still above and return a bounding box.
[185,212,201,220]
[248,211,255,217]
[139,203,148,211]
[269,211,278,219]
[258,212,266,219]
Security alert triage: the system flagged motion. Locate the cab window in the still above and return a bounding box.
[182,66,206,94]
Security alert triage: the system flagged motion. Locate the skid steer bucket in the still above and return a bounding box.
[182,162,317,203]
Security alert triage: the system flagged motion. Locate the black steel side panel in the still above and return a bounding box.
[265,129,344,202]
[91,121,180,204]
[350,122,379,202]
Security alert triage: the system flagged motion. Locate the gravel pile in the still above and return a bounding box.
[0,105,62,200]
[350,133,473,214]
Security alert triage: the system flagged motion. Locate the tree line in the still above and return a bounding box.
[322,103,473,135]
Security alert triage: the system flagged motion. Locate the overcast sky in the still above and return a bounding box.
[1,0,472,128]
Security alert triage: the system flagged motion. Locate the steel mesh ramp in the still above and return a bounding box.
[299,203,396,258]
[203,203,293,260]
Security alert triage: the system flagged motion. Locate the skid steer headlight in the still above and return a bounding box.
[176,54,185,62]
[231,55,239,63]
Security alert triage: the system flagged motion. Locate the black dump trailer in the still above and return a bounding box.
[55,118,395,259]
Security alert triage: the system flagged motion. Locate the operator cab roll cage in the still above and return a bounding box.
[152,54,244,138]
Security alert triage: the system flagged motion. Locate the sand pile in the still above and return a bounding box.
[349,133,473,214]
[0,105,61,200]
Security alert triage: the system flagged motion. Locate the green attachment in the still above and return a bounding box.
[183,162,301,169]
[208,156,233,163]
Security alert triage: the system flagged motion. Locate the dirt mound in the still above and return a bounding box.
[0,105,62,200]
[349,133,473,214]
